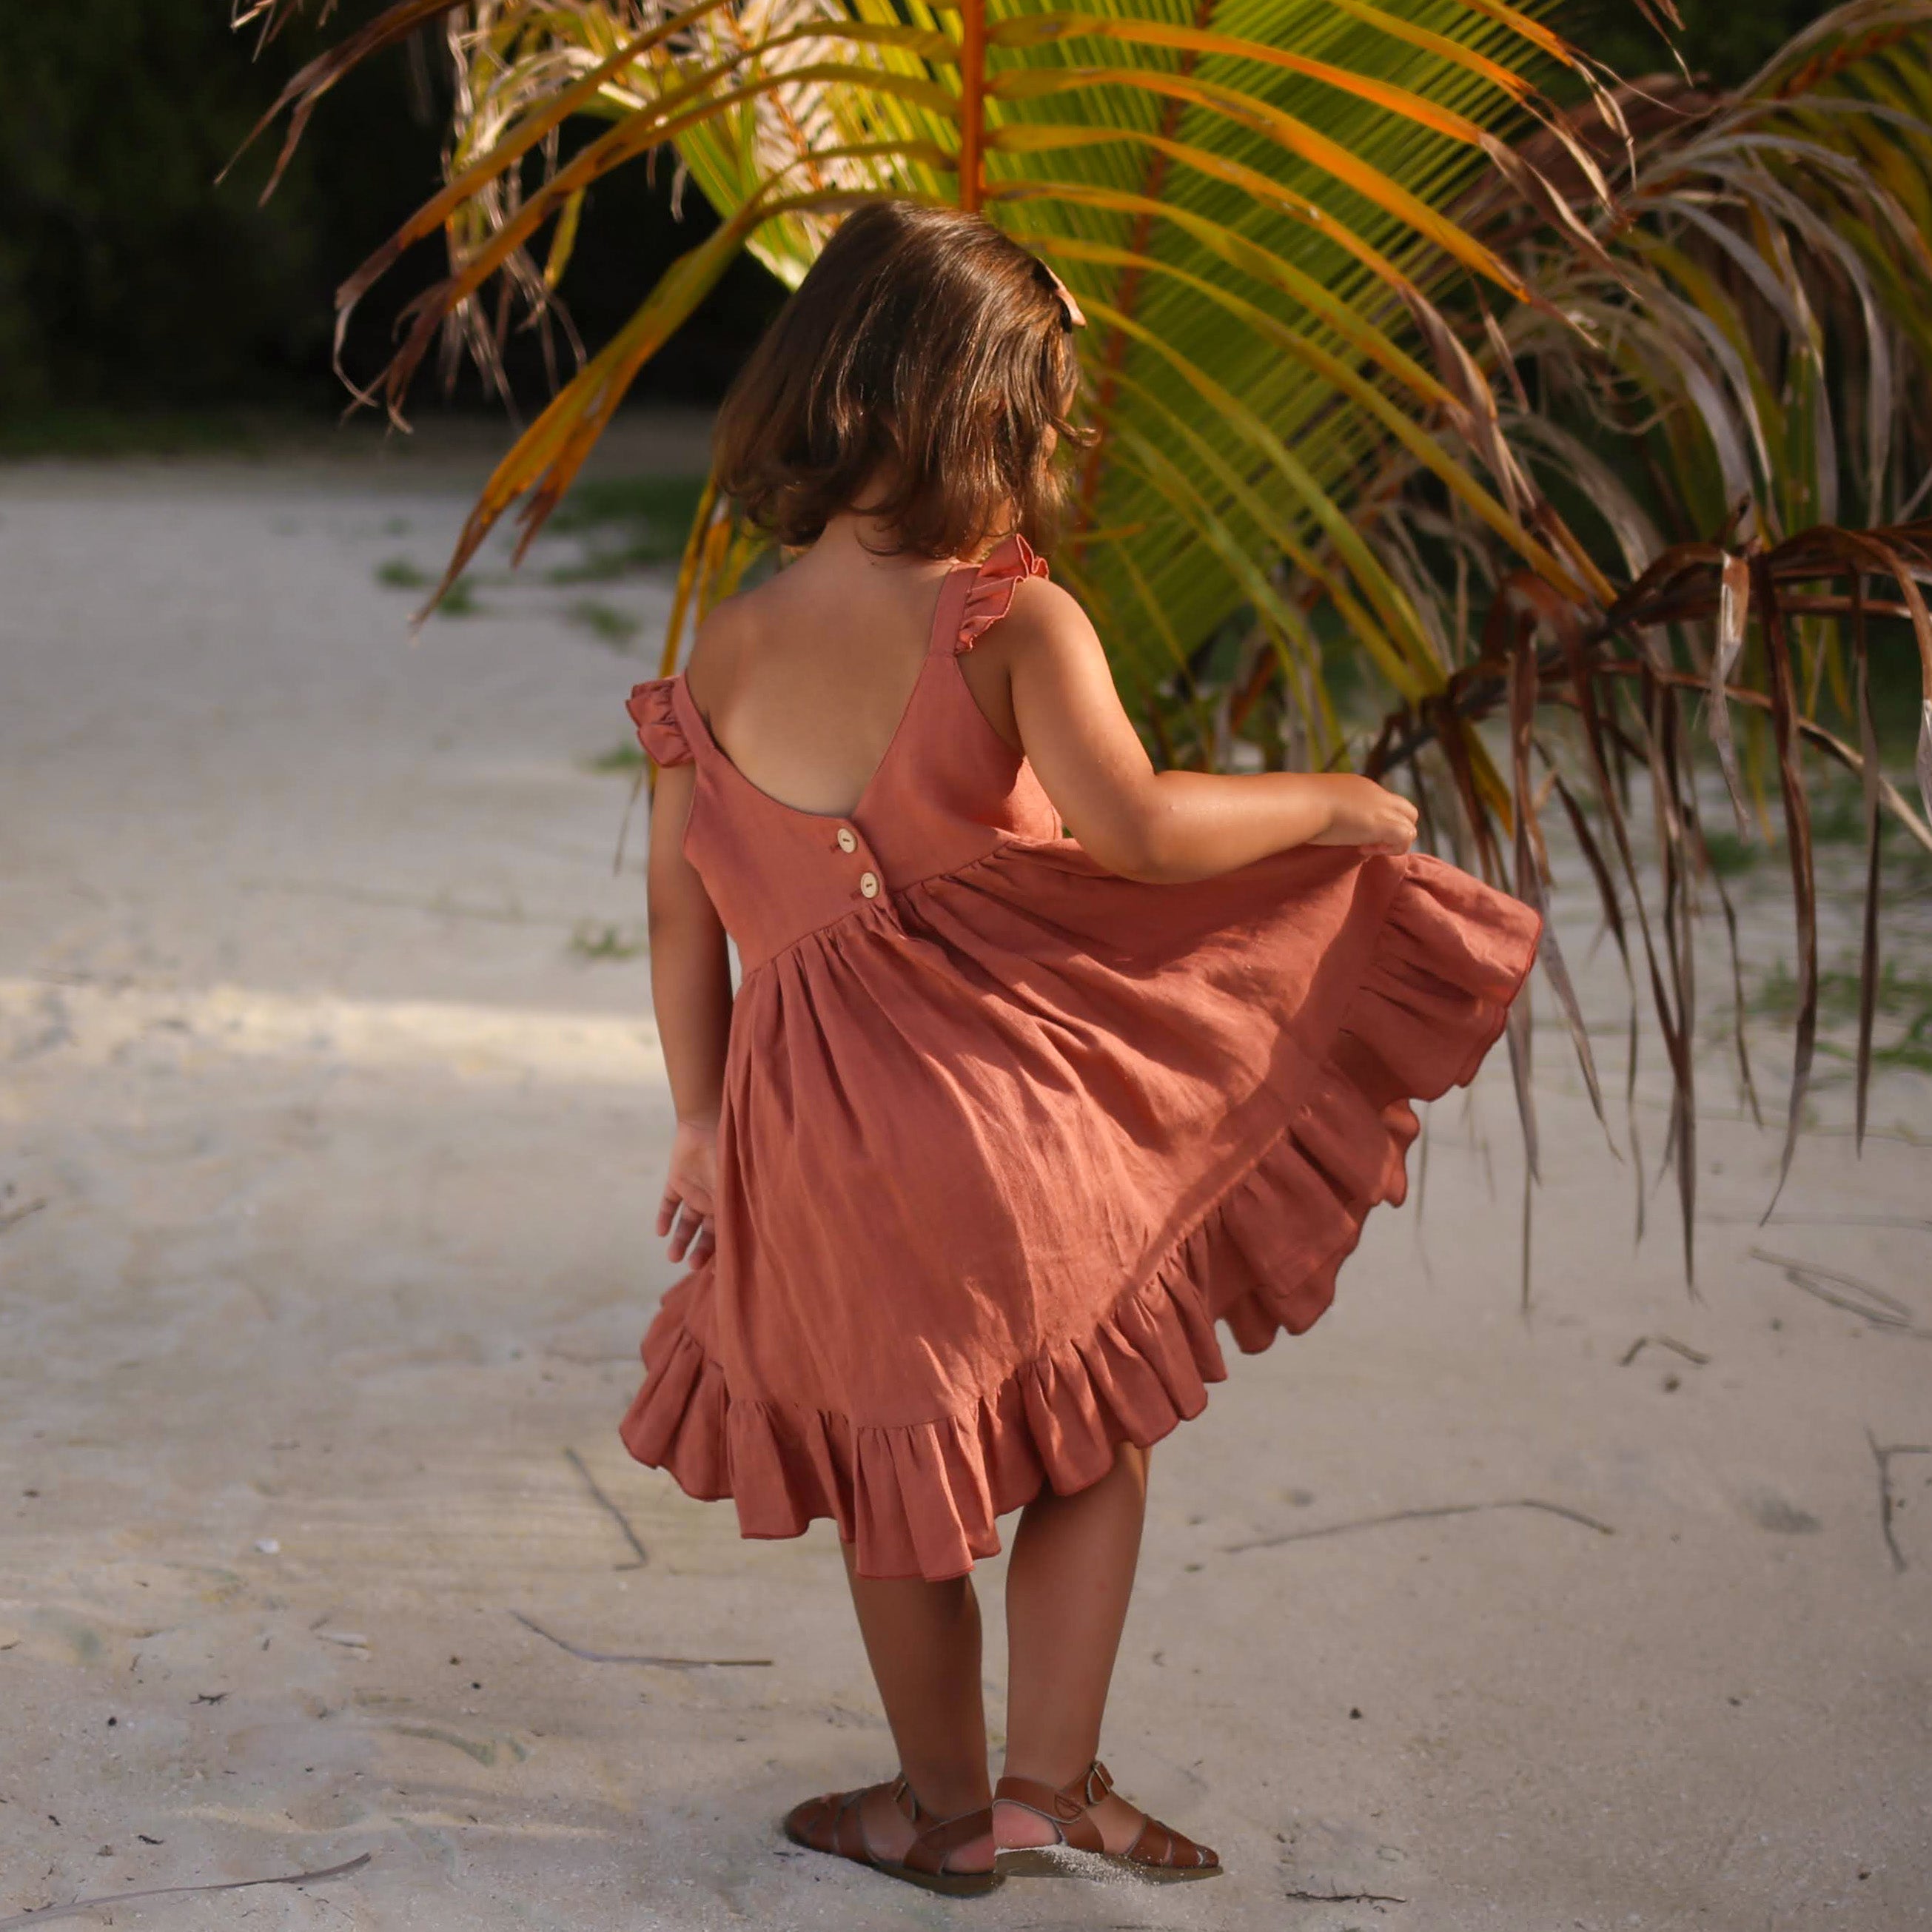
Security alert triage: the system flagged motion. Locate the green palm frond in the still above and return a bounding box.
[236,0,1932,1276]
[237,0,1606,714]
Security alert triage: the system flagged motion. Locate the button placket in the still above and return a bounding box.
[831,822,882,902]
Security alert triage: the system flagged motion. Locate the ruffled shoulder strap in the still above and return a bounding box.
[954,531,1050,653]
[625,676,693,767]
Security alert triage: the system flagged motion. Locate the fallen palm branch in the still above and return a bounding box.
[508,1608,771,1667]
[1224,1496,1617,1554]
[1868,1432,1932,1571]
[0,1854,372,1931]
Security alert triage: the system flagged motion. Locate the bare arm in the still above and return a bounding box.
[645,760,734,1263]
[1002,580,1417,882]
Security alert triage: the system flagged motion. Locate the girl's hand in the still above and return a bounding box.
[658,1118,720,1267]
[1310,776,1419,856]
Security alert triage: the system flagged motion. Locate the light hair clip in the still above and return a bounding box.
[1030,255,1087,331]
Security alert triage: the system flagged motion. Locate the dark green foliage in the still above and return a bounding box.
[0,0,438,414]
[0,406,274,457]
[1569,0,1839,89]
[0,1,779,425]
[0,1,1838,429]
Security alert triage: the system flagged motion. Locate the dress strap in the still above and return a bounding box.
[625,676,694,768]
[952,531,1050,654]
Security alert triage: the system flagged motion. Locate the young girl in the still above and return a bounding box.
[622,201,1539,1895]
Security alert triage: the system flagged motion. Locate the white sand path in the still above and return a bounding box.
[1,435,1928,1931]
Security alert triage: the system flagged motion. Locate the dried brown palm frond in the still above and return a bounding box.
[1308,4,1932,1277]
[1362,520,1931,1281]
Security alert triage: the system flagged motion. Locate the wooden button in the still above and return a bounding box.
[836,826,857,853]
[859,871,880,899]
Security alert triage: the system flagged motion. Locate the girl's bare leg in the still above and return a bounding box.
[996,1441,1157,1853]
[839,1547,996,1870]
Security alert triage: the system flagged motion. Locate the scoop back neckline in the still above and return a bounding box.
[676,555,976,827]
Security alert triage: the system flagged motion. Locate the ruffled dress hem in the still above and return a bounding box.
[620,849,1539,1581]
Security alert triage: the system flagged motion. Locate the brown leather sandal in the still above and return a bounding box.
[782,1774,1002,1896]
[993,1760,1222,1880]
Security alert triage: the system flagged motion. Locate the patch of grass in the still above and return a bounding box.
[1749,959,1932,1073]
[544,473,708,579]
[547,529,692,579]
[584,742,646,774]
[1701,827,1762,877]
[568,921,648,962]
[566,598,642,648]
[1697,771,1922,869]
[550,474,708,534]
[1751,958,1932,1024]
[546,543,657,583]
[1817,1024,1932,1076]
[1808,623,1930,765]
[1805,779,1871,848]
[1871,1030,1932,1076]
[379,560,483,616]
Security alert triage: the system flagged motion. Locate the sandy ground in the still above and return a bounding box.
[2,427,1929,1932]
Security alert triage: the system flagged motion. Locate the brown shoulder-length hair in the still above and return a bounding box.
[712,201,1084,560]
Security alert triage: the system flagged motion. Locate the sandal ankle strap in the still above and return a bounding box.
[994,1759,1113,1811]
[905,1803,995,1877]
[992,1761,1112,1854]
[993,1760,1218,1874]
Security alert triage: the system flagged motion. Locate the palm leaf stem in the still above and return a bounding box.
[959,0,987,207]
[1070,0,1217,531]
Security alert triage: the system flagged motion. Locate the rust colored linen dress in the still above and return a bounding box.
[620,533,1540,1580]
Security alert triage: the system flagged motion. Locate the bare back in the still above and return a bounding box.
[676,511,1415,883]
[685,535,970,819]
